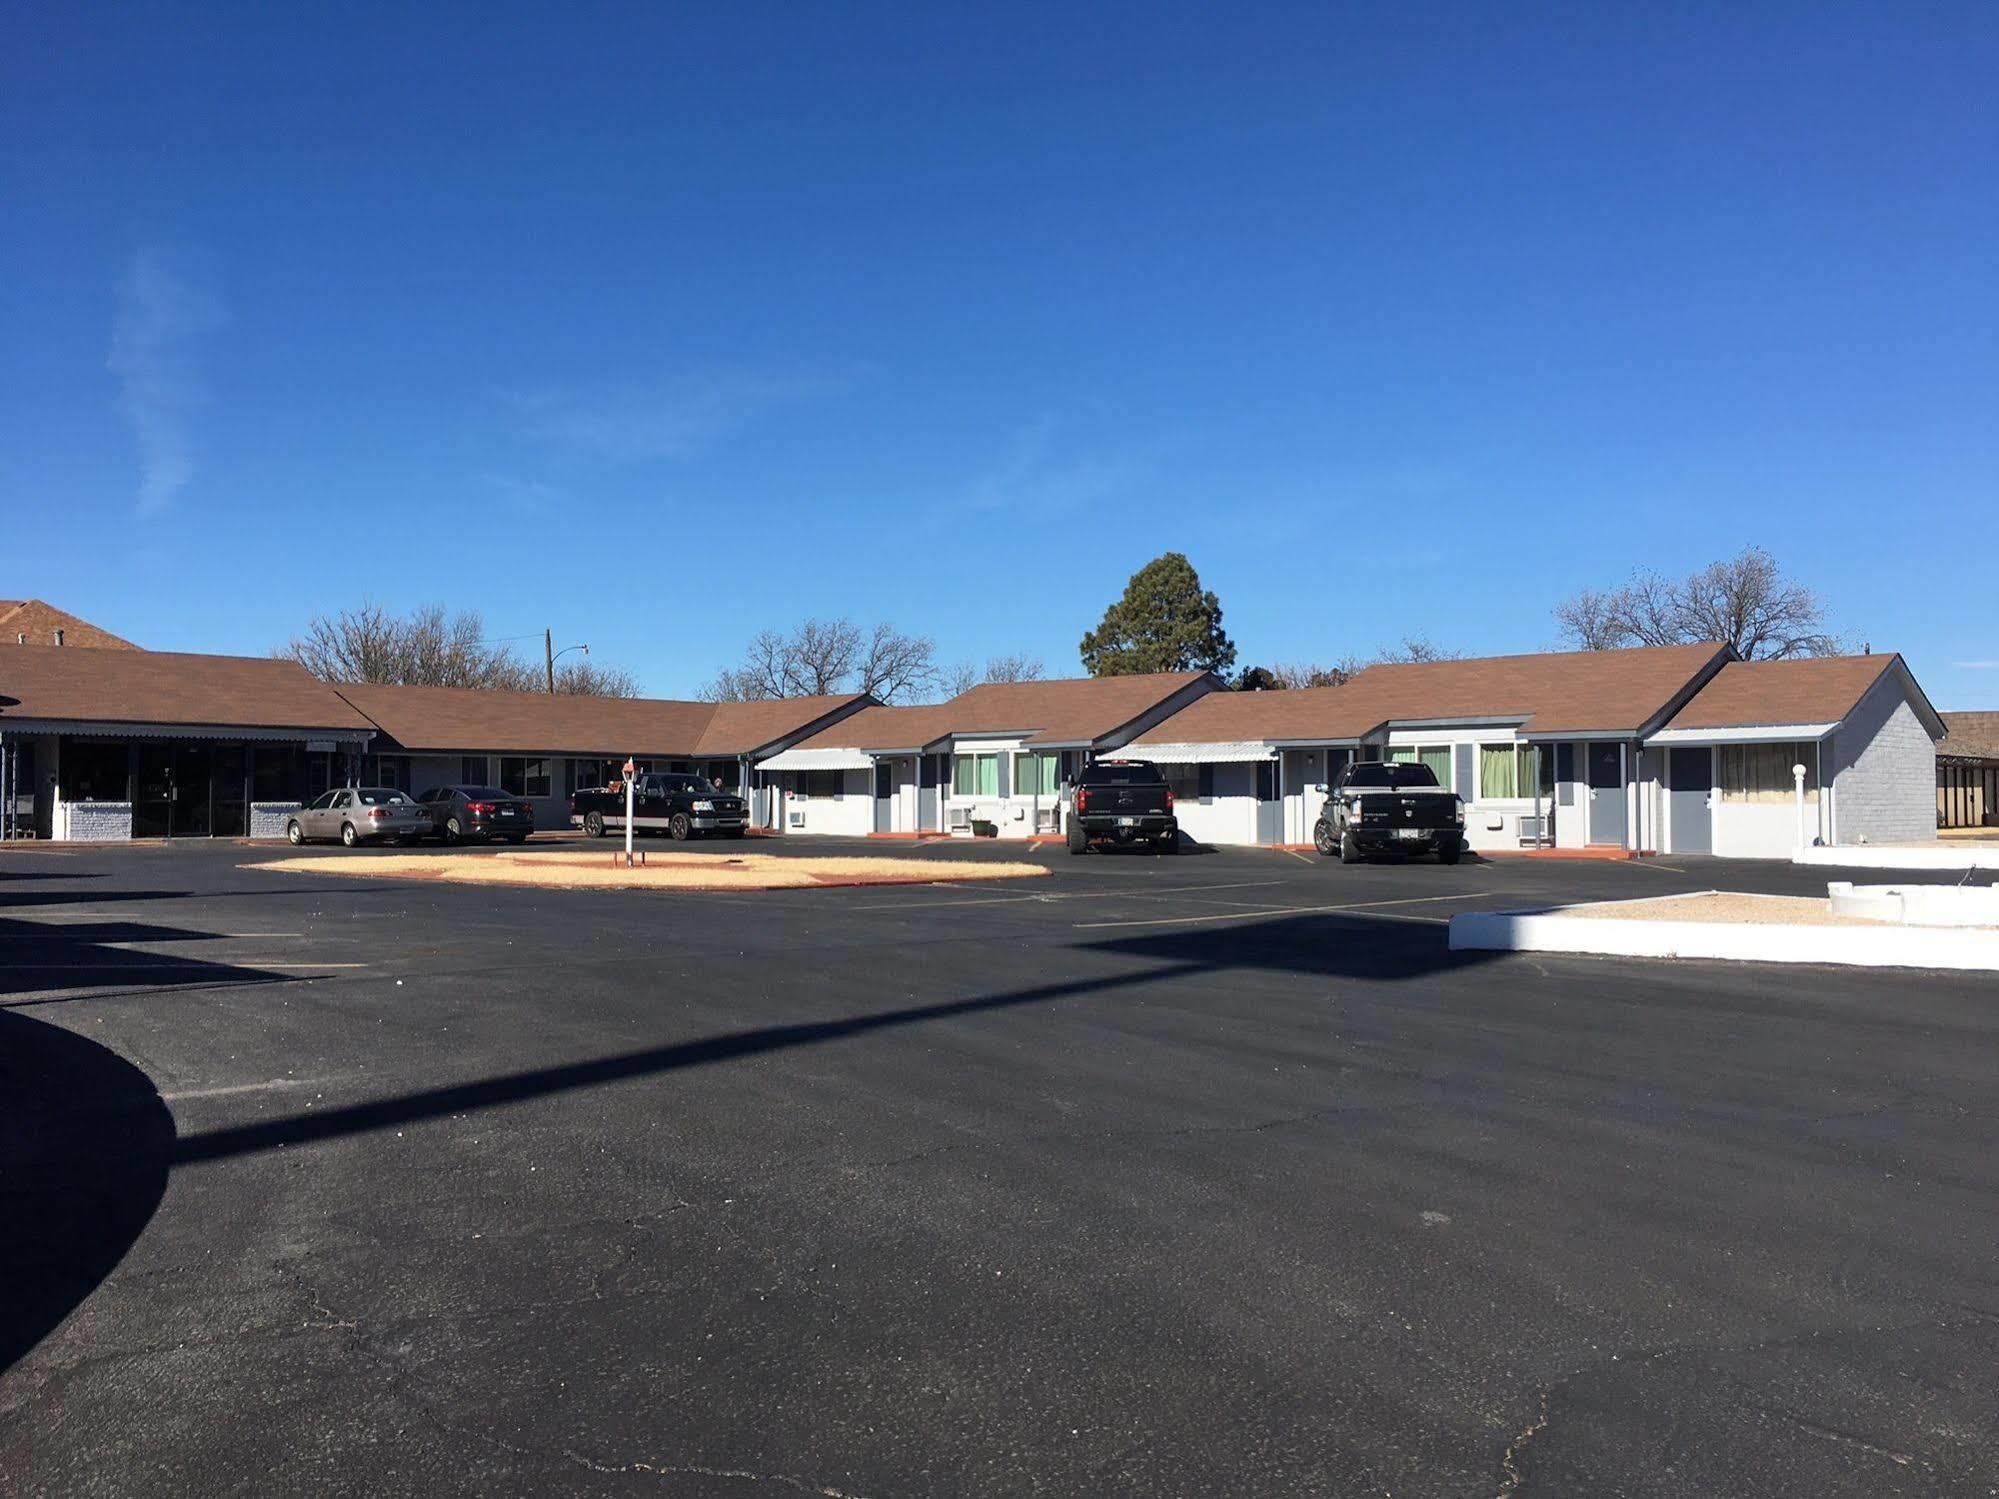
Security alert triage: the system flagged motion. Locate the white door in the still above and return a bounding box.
[1285,750,1328,843]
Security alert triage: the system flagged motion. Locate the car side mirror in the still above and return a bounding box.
[1313,783,1328,794]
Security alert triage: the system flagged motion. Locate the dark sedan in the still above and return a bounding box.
[416,785,537,844]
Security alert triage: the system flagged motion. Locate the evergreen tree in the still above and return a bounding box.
[1079,553,1236,676]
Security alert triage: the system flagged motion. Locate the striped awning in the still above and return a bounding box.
[754,746,875,773]
[1124,741,1275,764]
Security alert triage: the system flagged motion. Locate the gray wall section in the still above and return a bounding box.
[1828,673,1937,845]
[1453,743,1474,797]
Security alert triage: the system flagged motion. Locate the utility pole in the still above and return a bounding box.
[545,628,556,695]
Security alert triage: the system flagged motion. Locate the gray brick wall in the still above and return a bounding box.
[57,800,133,841]
[1828,674,1937,845]
[251,802,302,839]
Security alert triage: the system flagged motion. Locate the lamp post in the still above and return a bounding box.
[544,631,589,694]
[1793,762,1809,853]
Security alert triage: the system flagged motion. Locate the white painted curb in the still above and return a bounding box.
[1794,844,1999,871]
[1448,891,1999,972]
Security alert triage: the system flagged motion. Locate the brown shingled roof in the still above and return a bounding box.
[786,672,1212,753]
[334,681,866,757]
[1135,643,1729,745]
[0,645,371,730]
[0,599,141,651]
[790,703,961,752]
[1659,655,1903,731]
[1941,711,1999,762]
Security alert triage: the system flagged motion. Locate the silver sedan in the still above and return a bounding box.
[286,786,432,847]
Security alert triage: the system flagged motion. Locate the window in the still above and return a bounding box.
[500,757,552,798]
[251,745,302,803]
[461,756,488,785]
[331,791,353,810]
[357,789,413,806]
[800,770,843,799]
[1719,743,1819,804]
[1013,752,1058,799]
[1162,765,1201,804]
[1387,744,1453,790]
[1345,761,1443,790]
[1477,744,1551,801]
[364,755,411,791]
[308,791,339,811]
[952,753,999,798]
[59,738,130,802]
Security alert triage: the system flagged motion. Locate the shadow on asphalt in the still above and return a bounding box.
[0,1008,174,1374]
[1082,910,1486,982]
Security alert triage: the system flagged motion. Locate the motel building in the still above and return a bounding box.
[754,645,1942,859]
[1124,645,1942,858]
[1,632,1943,860]
[0,647,377,841]
[329,683,870,832]
[752,672,1218,837]
[0,641,871,842]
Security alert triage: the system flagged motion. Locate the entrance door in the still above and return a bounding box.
[1667,747,1713,855]
[1586,742,1626,847]
[134,745,173,838]
[873,760,894,833]
[1284,749,1325,844]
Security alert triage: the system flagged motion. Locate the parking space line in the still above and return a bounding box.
[852,879,1289,911]
[4,961,367,970]
[1072,892,1488,930]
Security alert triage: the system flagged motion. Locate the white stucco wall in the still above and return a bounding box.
[781,768,875,837]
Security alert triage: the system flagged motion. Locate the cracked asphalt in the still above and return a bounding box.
[2,838,1994,1496]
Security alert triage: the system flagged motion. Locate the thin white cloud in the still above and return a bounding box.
[1955,660,1999,670]
[963,415,1144,514]
[508,368,848,462]
[107,249,226,515]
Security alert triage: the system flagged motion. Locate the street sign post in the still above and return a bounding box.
[623,759,637,866]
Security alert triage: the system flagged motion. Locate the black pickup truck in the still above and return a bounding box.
[1067,758,1179,854]
[570,772,749,840]
[1315,760,1465,864]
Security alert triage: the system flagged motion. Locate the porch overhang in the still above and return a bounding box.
[1127,741,1275,764]
[754,747,876,773]
[1645,723,1838,747]
[0,718,374,744]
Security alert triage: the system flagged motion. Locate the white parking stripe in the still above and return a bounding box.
[852,879,1289,911]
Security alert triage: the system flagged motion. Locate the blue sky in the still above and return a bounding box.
[4,3,1995,705]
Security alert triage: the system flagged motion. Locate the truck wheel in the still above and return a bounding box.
[1313,820,1336,856]
[1438,843,1462,865]
[1067,821,1088,855]
[583,811,605,839]
[1156,833,1178,854]
[668,812,692,841]
[1338,831,1361,865]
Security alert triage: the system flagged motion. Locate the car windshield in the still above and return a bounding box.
[1344,763,1441,789]
[356,788,413,805]
[1080,761,1163,785]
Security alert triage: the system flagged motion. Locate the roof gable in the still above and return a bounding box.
[1660,655,1938,736]
[0,599,141,651]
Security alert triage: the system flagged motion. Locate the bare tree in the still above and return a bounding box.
[854,621,941,703]
[281,603,639,694]
[1266,656,1365,689]
[281,603,526,689]
[981,651,1044,685]
[1551,585,1628,652]
[701,618,942,704]
[1374,633,1462,665]
[554,659,641,698]
[1553,547,1840,659]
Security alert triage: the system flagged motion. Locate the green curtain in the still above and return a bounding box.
[1419,746,1452,789]
[976,755,999,797]
[1017,754,1056,797]
[953,756,976,796]
[1481,745,1517,799]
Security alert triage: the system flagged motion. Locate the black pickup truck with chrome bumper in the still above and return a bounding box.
[1316,760,1467,864]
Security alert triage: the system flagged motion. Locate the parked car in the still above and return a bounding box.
[1315,760,1465,864]
[286,786,432,848]
[570,772,748,840]
[417,785,537,844]
[1067,758,1178,854]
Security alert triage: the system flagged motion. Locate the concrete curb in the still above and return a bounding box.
[1794,844,1999,871]
[1448,891,1999,972]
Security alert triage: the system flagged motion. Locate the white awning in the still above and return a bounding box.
[1646,723,1837,747]
[1124,741,1274,764]
[754,746,876,773]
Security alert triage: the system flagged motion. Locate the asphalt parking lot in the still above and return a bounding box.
[2,837,1994,1497]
